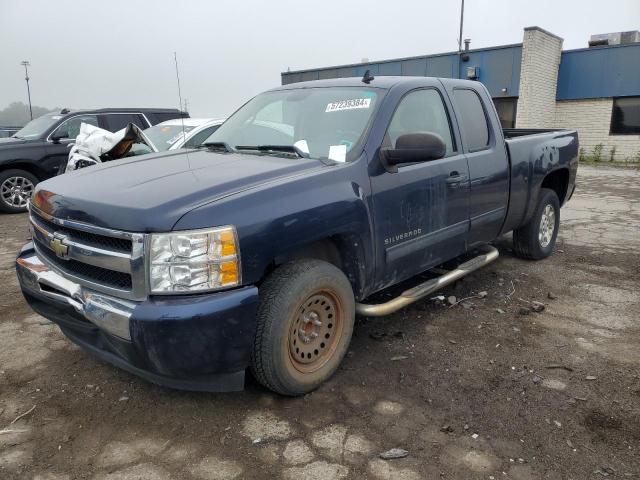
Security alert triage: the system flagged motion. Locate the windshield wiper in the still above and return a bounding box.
[235,144,309,159]
[200,141,236,153]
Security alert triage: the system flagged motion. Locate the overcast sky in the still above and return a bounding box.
[1,0,638,118]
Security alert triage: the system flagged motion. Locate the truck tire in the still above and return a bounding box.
[0,169,38,214]
[513,188,560,260]
[251,259,355,396]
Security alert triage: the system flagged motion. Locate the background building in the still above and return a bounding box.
[282,27,640,162]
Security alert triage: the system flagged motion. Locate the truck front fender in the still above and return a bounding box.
[173,161,376,301]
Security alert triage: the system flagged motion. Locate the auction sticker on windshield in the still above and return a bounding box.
[325,98,371,112]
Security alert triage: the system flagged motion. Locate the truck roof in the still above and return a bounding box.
[274,76,457,91]
[55,107,186,115]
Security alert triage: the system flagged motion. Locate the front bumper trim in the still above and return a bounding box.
[17,252,133,339]
[17,242,260,392]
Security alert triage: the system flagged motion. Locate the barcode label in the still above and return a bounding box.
[325,98,371,112]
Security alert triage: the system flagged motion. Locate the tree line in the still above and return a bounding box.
[0,102,57,127]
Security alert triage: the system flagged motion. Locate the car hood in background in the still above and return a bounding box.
[0,137,26,146]
[0,137,34,146]
[32,149,326,232]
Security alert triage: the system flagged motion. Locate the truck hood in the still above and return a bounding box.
[32,149,327,232]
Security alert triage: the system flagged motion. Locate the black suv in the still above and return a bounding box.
[0,108,187,213]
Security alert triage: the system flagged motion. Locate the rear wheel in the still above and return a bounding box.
[0,169,37,213]
[513,188,560,260]
[251,259,355,396]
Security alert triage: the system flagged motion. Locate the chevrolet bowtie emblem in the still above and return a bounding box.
[49,233,69,259]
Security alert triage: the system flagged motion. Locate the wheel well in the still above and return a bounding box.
[267,235,367,299]
[274,238,342,269]
[541,169,569,205]
[1,162,48,181]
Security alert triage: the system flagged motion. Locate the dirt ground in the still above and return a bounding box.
[0,164,638,480]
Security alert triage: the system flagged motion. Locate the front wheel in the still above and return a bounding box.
[251,259,355,396]
[513,188,560,260]
[0,169,38,213]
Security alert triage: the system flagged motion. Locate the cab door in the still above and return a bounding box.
[443,84,509,246]
[369,87,470,289]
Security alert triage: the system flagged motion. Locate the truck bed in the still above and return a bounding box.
[501,128,579,235]
[502,128,570,138]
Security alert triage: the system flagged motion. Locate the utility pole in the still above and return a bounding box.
[21,61,33,120]
[458,0,465,52]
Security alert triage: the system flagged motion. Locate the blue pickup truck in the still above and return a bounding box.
[16,76,578,395]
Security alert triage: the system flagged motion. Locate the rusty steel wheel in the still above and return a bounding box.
[288,291,344,374]
[251,259,355,396]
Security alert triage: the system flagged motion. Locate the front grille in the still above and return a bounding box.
[29,205,145,300]
[37,244,132,289]
[33,211,132,253]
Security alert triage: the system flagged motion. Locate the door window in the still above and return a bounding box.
[452,89,490,151]
[385,89,455,155]
[51,115,98,140]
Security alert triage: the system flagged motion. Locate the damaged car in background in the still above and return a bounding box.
[65,118,225,172]
[0,107,187,212]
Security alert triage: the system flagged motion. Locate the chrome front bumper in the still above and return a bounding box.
[17,251,134,340]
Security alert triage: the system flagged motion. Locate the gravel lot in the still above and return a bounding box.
[0,164,638,479]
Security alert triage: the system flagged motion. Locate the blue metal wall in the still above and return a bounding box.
[282,41,640,101]
[282,44,523,98]
[556,44,640,100]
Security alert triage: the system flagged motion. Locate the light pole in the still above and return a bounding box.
[21,61,33,121]
[458,0,465,52]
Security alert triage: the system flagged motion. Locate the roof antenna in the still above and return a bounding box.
[362,69,375,84]
[173,52,187,145]
[173,51,191,166]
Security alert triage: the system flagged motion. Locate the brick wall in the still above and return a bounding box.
[516,27,563,128]
[515,26,639,162]
[554,98,640,162]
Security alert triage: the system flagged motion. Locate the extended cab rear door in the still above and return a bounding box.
[369,82,470,290]
[441,81,509,246]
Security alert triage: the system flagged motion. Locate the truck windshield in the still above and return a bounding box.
[205,87,380,161]
[13,113,61,139]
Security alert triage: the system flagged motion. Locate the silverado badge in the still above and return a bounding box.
[49,233,69,259]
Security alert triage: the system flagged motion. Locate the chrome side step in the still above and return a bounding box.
[355,245,499,317]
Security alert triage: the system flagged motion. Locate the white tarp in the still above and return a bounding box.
[65,122,157,173]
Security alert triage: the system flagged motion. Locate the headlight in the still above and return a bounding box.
[149,226,240,293]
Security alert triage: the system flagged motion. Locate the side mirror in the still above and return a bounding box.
[381,132,446,170]
[50,130,69,143]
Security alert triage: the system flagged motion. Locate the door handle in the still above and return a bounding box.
[446,171,468,184]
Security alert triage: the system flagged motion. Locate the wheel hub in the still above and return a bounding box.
[538,204,555,248]
[299,311,321,343]
[1,176,34,208]
[289,291,342,371]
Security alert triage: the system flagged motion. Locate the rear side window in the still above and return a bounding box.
[146,112,186,125]
[452,89,490,151]
[102,114,146,132]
